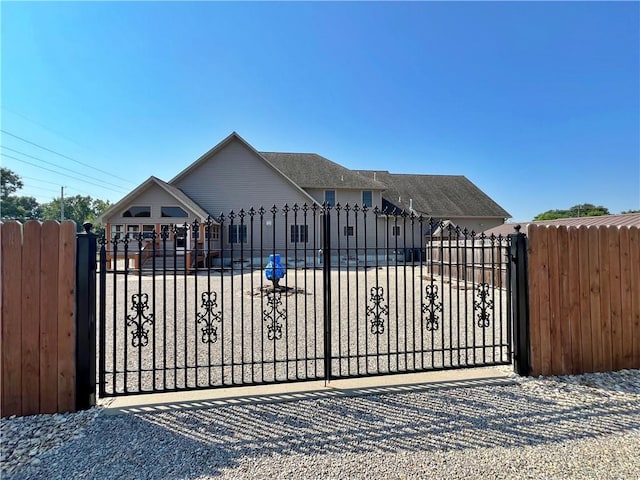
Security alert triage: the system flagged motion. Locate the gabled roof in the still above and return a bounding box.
[358,170,510,218]
[260,152,387,190]
[99,176,212,223]
[169,132,319,206]
[484,213,640,236]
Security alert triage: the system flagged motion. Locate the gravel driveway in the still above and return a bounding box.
[2,368,639,479]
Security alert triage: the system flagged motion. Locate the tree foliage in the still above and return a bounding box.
[533,203,610,221]
[1,168,111,232]
[621,209,640,214]
[1,167,24,200]
[40,195,111,233]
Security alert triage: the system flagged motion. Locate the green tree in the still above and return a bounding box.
[1,167,23,200]
[40,195,111,234]
[1,167,42,222]
[621,209,640,214]
[1,195,41,222]
[533,203,610,221]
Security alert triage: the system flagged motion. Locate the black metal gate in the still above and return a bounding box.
[97,205,520,398]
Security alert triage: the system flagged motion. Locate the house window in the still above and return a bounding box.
[392,225,401,236]
[126,225,140,238]
[324,190,336,206]
[208,225,220,240]
[142,224,155,239]
[111,224,124,239]
[362,191,372,208]
[228,224,248,244]
[123,206,151,218]
[174,227,187,248]
[290,225,309,243]
[161,206,189,218]
[343,226,354,236]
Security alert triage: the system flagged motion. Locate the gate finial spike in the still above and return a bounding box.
[514,224,521,233]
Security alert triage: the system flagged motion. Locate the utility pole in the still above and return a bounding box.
[61,186,65,221]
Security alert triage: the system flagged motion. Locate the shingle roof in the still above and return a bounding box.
[484,213,640,236]
[260,152,387,190]
[357,170,511,218]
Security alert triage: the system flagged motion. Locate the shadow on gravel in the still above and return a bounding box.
[13,379,640,479]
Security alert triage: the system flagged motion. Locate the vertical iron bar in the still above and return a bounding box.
[161,228,167,391]
[471,231,477,366]
[271,206,277,382]
[112,237,118,395]
[137,234,143,392]
[354,206,360,376]
[284,205,290,381]
[336,204,342,376]
[323,209,332,382]
[123,234,129,392]
[75,223,97,410]
[151,230,156,392]
[98,235,107,398]
[249,212,255,384]
[447,225,453,368]
[193,222,199,387]
[363,207,369,374]
[240,212,245,384]
[206,220,212,387]
[230,215,235,384]
[220,215,226,385]
[510,227,530,375]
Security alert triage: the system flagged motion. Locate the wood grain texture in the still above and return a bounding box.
[21,221,42,415]
[1,222,23,417]
[557,226,572,374]
[629,226,640,368]
[577,226,593,373]
[588,227,603,372]
[527,225,542,375]
[618,227,633,368]
[567,227,582,373]
[39,221,60,413]
[607,226,623,371]
[57,221,76,413]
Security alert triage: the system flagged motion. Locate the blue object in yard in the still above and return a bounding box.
[265,254,286,287]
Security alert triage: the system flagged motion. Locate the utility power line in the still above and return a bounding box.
[17,175,101,197]
[1,145,128,191]
[0,129,136,185]
[1,153,127,194]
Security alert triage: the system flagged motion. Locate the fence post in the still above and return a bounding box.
[323,211,332,382]
[76,222,97,410]
[510,225,530,376]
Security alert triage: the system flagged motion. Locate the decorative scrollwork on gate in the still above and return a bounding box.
[196,291,222,343]
[126,293,154,347]
[474,283,494,328]
[366,286,388,335]
[422,284,443,331]
[263,291,285,341]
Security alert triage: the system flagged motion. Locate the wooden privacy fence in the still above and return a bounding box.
[426,239,509,288]
[527,224,640,376]
[1,221,76,417]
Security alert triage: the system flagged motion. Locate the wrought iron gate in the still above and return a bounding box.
[98,205,517,397]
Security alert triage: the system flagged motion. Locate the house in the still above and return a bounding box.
[99,132,510,268]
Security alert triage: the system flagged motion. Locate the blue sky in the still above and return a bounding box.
[2,1,639,221]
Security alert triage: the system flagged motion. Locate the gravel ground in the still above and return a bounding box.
[2,368,639,479]
[101,267,510,394]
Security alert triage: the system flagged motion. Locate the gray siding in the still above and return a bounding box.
[173,139,315,252]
